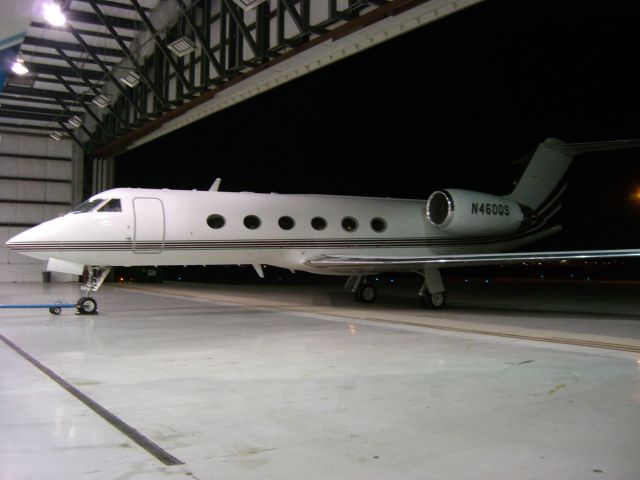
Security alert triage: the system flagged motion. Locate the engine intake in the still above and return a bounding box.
[426,189,525,236]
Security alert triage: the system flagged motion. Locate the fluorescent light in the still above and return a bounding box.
[50,132,63,141]
[43,2,66,27]
[167,37,196,57]
[120,70,140,88]
[67,115,82,128]
[92,93,112,108]
[232,0,268,10]
[11,58,28,75]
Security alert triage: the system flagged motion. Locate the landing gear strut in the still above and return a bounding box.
[419,268,446,309]
[345,275,377,303]
[76,266,110,315]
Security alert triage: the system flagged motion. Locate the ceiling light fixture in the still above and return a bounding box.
[120,70,141,88]
[67,115,82,128]
[11,58,28,75]
[167,37,196,57]
[43,2,67,27]
[92,93,112,108]
[50,131,63,141]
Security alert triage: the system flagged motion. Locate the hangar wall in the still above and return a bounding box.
[0,132,79,283]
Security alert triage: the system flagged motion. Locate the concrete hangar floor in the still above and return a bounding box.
[1,279,639,480]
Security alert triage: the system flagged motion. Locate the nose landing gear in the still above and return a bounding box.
[76,266,110,315]
[76,296,98,315]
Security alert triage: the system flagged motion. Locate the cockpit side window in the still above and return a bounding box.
[98,199,122,212]
[70,198,104,214]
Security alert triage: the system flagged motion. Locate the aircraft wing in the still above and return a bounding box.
[306,249,640,270]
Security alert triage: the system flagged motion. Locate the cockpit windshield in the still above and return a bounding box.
[98,199,122,212]
[70,198,104,214]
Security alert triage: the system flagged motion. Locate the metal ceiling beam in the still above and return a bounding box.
[65,9,145,31]
[55,47,129,129]
[55,74,115,138]
[222,0,259,58]
[0,122,56,132]
[0,93,79,109]
[279,0,326,36]
[130,0,193,92]
[53,95,94,139]
[56,119,89,153]
[1,85,89,103]
[24,62,105,82]
[88,0,166,108]
[66,23,148,119]
[23,36,125,58]
[72,0,152,13]
[92,0,437,157]
[30,21,134,42]
[176,0,225,77]
[20,48,118,68]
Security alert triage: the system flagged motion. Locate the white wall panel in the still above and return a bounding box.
[0,263,45,283]
[0,227,8,263]
[0,156,19,176]
[0,133,73,283]
[45,182,72,203]
[18,158,47,178]
[46,160,72,180]
[16,204,46,224]
[45,204,69,219]
[0,204,18,224]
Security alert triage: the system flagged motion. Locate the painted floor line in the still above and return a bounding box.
[0,334,184,467]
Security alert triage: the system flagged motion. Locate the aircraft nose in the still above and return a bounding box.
[6,226,38,248]
[5,217,64,249]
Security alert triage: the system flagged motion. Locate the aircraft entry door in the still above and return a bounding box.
[133,197,165,253]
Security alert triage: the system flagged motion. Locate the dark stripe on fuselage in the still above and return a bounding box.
[7,221,556,253]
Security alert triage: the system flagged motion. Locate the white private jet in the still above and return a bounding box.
[6,138,640,314]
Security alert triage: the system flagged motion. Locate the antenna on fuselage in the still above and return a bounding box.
[209,178,222,191]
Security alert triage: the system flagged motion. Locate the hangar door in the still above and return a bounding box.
[133,198,165,253]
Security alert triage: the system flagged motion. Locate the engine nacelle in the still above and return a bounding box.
[426,189,525,236]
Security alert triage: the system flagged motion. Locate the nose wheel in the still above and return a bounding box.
[76,297,98,315]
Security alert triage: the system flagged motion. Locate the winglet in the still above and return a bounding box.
[209,178,222,191]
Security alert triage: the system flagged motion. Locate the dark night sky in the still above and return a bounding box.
[116,0,640,251]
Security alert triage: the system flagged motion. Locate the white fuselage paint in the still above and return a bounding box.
[7,188,551,275]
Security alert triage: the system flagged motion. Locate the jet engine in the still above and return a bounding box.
[426,189,526,236]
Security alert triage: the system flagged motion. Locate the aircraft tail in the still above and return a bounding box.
[506,137,640,215]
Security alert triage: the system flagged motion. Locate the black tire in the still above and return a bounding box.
[359,284,377,303]
[49,306,61,315]
[77,297,98,315]
[422,292,446,309]
[354,284,377,303]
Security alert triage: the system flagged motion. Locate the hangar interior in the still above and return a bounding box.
[1,1,640,479]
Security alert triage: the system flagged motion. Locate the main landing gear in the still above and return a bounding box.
[418,268,446,309]
[345,268,447,309]
[345,275,377,303]
[76,266,110,315]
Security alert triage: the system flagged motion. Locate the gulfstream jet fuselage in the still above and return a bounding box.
[6,138,640,313]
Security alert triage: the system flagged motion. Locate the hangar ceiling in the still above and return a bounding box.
[0,0,484,158]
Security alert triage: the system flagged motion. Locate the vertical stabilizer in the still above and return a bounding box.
[505,138,572,212]
[506,137,640,212]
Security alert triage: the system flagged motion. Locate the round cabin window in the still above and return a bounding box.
[341,217,358,232]
[243,215,261,230]
[371,217,387,232]
[311,217,327,231]
[206,214,225,229]
[278,216,295,230]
